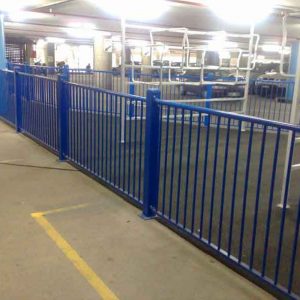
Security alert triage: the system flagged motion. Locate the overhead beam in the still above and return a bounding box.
[31,0,76,10]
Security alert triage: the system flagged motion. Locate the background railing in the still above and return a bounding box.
[7,63,297,124]
[0,68,299,300]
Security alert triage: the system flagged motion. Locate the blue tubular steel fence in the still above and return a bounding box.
[65,82,146,204]
[9,64,297,125]
[152,98,300,299]
[248,79,296,123]
[17,72,59,151]
[0,70,15,125]
[0,69,300,299]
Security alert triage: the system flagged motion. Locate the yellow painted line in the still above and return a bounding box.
[31,210,119,300]
[38,203,91,216]
[0,159,23,163]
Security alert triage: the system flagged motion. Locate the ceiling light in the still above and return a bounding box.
[8,11,47,22]
[0,0,38,12]
[206,0,276,25]
[89,0,169,21]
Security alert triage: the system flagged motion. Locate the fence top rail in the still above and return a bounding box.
[8,63,59,69]
[69,68,116,74]
[17,71,58,82]
[1,69,14,74]
[156,98,300,131]
[65,80,146,101]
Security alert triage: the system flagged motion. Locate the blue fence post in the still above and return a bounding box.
[15,72,22,132]
[204,73,213,126]
[142,88,161,219]
[57,75,68,160]
[62,65,70,82]
[24,63,30,74]
[0,70,4,117]
[129,73,135,117]
[204,84,212,126]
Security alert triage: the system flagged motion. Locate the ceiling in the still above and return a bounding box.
[3,0,300,46]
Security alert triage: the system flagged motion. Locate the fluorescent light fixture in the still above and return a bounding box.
[0,0,38,12]
[89,0,169,21]
[8,11,47,22]
[46,37,65,44]
[206,0,276,25]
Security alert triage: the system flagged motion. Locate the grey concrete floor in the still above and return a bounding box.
[0,120,273,300]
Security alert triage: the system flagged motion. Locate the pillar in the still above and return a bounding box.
[287,41,299,101]
[46,43,55,66]
[25,42,34,65]
[196,50,202,67]
[141,50,152,81]
[94,32,112,89]
[0,14,7,69]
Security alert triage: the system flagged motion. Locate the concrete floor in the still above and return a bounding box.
[0,120,273,300]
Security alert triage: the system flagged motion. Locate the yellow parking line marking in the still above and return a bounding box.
[31,208,118,300]
[0,159,22,163]
[37,203,91,216]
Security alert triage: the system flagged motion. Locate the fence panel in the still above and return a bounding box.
[248,79,295,123]
[18,73,59,151]
[0,70,15,125]
[66,82,146,204]
[155,99,300,299]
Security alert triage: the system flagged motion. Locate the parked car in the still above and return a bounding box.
[254,72,289,99]
[180,70,245,98]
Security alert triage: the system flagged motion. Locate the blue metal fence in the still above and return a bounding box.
[0,70,299,299]
[65,81,146,204]
[152,98,300,299]
[17,72,59,151]
[0,70,15,125]
[7,63,297,125]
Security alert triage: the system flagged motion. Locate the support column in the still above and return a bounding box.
[94,33,112,71]
[287,41,299,101]
[278,40,300,208]
[141,53,151,70]
[25,42,34,65]
[94,32,112,90]
[46,42,55,66]
[0,14,7,69]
